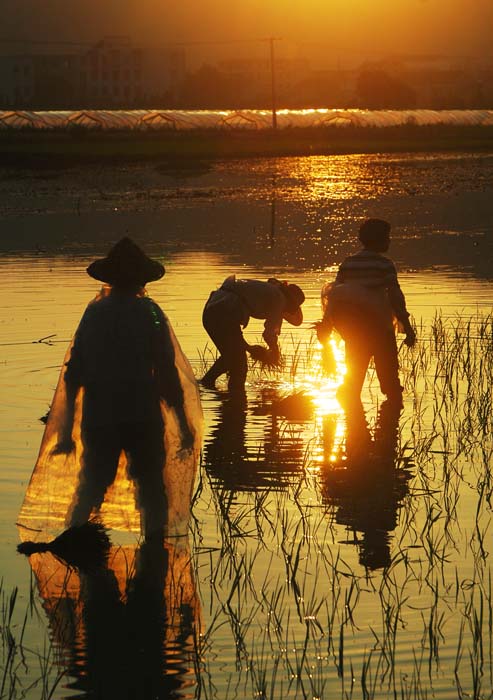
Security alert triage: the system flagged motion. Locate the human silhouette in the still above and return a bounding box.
[320,398,412,570]
[17,238,202,544]
[317,219,416,404]
[201,276,305,393]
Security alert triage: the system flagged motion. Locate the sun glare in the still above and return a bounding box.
[280,336,348,470]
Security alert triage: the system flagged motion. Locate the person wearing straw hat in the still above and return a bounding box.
[22,238,202,542]
[201,275,305,393]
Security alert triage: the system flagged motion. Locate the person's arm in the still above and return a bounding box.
[52,319,86,454]
[386,264,416,347]
[262,318,281,350]
[262,301,283,365]
[316,281,335,343]
[256,315,280,367]
[260,283,285,350]
[152,304,194,449]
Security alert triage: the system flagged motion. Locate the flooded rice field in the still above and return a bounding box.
[0,151,492,699]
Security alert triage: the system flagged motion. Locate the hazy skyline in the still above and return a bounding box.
[1,0,492,67]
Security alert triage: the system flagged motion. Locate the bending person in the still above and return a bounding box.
[201,275,305,393]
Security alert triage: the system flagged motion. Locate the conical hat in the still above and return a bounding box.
[87,238,165,286]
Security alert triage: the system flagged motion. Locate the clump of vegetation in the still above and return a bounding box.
[193,311,493,699]
[0,579,65,699]
[9,311,493,699]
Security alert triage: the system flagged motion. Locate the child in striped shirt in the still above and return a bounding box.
[318,218,416,404]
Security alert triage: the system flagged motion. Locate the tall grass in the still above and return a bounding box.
[0,578,64,700]
[9,311,493,699]
[192,312,493,699]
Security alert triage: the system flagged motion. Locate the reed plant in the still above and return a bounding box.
[10,310,493,699]
[192,311,493,699]
[0,578,64,700]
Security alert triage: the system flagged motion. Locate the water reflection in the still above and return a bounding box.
[268,173,277,250]
[320,399,413,570]
[203,390,307,492]
[1,153,491,279]
[27,537,200,699]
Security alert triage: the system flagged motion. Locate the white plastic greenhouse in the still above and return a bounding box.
[1,108,493,131]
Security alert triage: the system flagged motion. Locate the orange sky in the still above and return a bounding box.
[1,0,492,65]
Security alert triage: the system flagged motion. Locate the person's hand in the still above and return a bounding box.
[267,344,280,367]
[179,428,195,452]
[51,437,75,456]
[404,329,417,348]
[314,321,331,344]
[247,344,280,368]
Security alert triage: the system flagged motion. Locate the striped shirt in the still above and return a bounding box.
[334,249,409,323]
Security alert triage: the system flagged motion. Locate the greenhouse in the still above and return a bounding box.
[1,108,493,131]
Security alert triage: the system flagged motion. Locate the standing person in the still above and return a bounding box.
[18,238,202,543]
[201,275,305,393]
[317,219,416,403]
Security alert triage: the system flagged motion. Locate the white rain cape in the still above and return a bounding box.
[17,286,203,542]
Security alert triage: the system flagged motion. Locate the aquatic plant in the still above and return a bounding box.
[9,311,493,699]
[192,311,493,699]
[0,578,65,700]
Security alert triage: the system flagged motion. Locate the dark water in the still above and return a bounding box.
[1,151,492,276]
[0,152,492,699]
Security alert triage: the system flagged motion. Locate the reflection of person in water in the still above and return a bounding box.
[17,238,202,543]
[203,393,250,489]
[201,276,305,394]
[204,391,306,492]
[26,537,200,700]
[321,398,412,570]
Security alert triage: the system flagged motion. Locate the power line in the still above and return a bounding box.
[0,36,281,49]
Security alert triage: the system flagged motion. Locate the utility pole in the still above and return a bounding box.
[268,37,281,130]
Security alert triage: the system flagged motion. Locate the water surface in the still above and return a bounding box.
[1,152,492,699]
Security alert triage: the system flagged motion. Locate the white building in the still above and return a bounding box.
[0,36,186,109]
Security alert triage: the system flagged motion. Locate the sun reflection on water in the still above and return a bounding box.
[279,337,348,471]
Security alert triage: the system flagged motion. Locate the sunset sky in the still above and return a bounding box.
[1,0,492,66]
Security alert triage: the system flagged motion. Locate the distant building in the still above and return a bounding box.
[356,55,493,109]
[0,55,35,107]
[218,56,311,106]
[0,36,186,109]
[293,68,357,108]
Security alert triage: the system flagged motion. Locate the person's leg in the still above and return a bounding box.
[201,298,231,387]
[373,397,402,467]
[68,423,121,526]
[202,298,248,391]
[333,306,371,401]
[340,333,372,401]
[225,332,248,394]
[124,421,167,540]
[373,331,403,403]
[200,355,227,388]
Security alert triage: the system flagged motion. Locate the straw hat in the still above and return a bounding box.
[268,278,305,326]
[87,237,165,286]
[283,283,305,326]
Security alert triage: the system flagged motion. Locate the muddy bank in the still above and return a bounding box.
[2,125,493,165]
